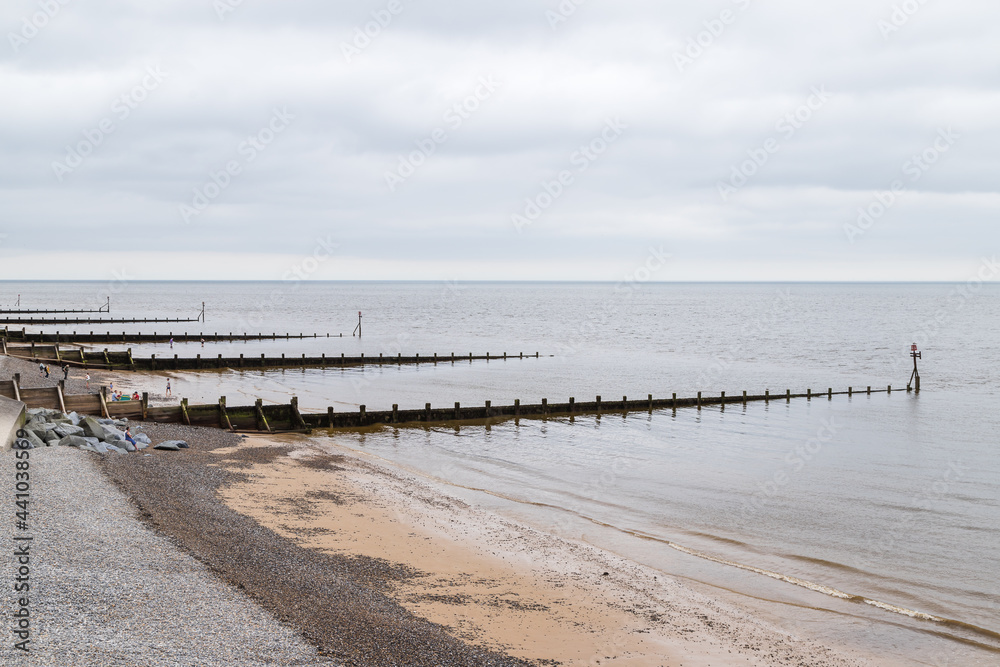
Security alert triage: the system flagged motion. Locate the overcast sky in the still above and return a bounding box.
[1,1,997,281]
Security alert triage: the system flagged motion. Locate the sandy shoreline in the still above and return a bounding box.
[218,433,876,666]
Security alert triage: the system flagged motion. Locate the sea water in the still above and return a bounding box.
[5,280,998,664]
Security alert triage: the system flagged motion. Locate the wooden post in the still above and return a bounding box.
[181,398,191,426]
[888,385,892,394]
[596,395,601,414]
[141,392,148,420]
[392,404,398,423]
[542,398,548,415]
[848,386,853,396]
[454,402,461,419]
[743,390,747,405]
[720,391,725,405]
[514,399,520,416]
[807,388,812,400]
[485,400,491,417]
[425,403,432,421]
[672,392,677,409]
[327,406,334,427]
[867,386,871,395]
[697,391,702,409]
[569,397,575,412]
[828,388,832,400]
[55,382,67,414]
[623,396,627,411]
[765,389,770,403]
[648,394,653,411]
[786,389,791,402]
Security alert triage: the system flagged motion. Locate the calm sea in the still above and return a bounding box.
[5,280,998,664]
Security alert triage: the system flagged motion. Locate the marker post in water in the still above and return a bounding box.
[908,343,922,393]
[353,311,362,338]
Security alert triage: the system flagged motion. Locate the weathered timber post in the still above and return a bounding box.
[596,395,602,414]
[514,399,520,416]
[848,387,853,396]
[392,404,398,423]
[867,386,871,395]
[807,388,812,400]
[672,392,677,409]
[151,354,156,371]
[743,390,747,405]
[569,397,575,412]
[697,392,702,409]
[888,385,892,394]
[909,343,922,393]
[786,389,791,402]
[828,388,833,399]
[541,398,548,415]
[141,392,148,420]
[359,405,366,424]
[425,403,431,421]
[454,402,460,420]
[765,389,770,402]
[180,398,190,425]
[648,394,653,411]
[623,396,628,411]
[326,407,334,427]
[485,400,491,417]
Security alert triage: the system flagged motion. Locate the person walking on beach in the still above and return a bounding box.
[169,337,174,349]
[62,364,70,381]
[44,365,50,378]
[200,337,205,347]
[166,379,171,397]
[85,373,91,390]
[38,362,44,377]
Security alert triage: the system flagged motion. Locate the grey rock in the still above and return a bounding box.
[21,430,45,449]
[153,441,183,451]
[82,417,107,440]
[54,424,85,438]
[42,431,60,444]
[105,445,126,454]
[58,435,90,448]
[92,442,109,454]
[66,411,81,425]
[134,433,152,444]
[83,437,101,446]
[120,441,136,453]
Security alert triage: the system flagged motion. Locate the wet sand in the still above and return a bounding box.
[218,434,876,666]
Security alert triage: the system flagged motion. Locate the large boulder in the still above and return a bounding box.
[153,441,185,451]
[58,435,91,448]
[81,417,108,440]
[134,433,152,445]
[21,429,46,449]
[119,441,136,453]
[105,444,126,454]
[54,424,85,439]
[41,431,60,444]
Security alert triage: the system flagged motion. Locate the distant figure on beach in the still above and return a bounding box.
[38,363,44,377]
[44,365,50,378]
[62,364,70,380]
[131,392,140,401]
[85,373,91,390]
[124,427,136,449]
[200,337,205,347]
[166,379,171,397]
[169,337,174,349]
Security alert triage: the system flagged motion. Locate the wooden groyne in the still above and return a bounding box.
[2,329,341,345]
[0,316,204,325]
[3,346,541,372]
[2,380,901,433]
